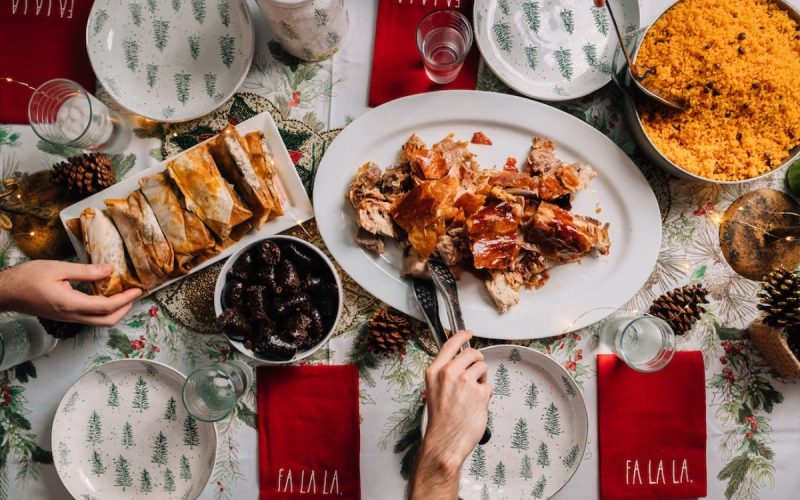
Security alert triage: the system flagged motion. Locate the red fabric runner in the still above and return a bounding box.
[0,0,96,124]
[368,0,479,107]
[597,352,707,499]
[257,365,361,500]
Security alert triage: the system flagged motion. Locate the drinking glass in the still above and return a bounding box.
[182,359,253,422]
[416,10,473,85]
[28,78,130,153]
[0,314,58,371]
[599,310,675,372]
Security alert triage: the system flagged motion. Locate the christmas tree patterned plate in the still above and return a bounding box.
[52,359,217,500]
[422,345,588,499]
[473,0,639,100]
[86,0,254,122]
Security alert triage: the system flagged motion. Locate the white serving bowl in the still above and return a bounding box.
[214,235,343,364]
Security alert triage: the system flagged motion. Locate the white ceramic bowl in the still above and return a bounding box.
[213,235,343,364]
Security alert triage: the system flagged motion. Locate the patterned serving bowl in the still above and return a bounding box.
[214,235,343,365]
[612,0,800,184]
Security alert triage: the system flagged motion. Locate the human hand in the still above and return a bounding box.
[0,261,142,326]
[411,331,492,499]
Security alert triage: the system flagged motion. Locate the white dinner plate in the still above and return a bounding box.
[313,90,661,339]
[52,359,217,499]
[474,0,639,100]
[86,0,254,122]
[422,345,589,499]
[60,111,314,295]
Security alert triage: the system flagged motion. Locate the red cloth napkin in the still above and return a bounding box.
[0,1,95,124]
[597,352,707,499]
[368,0,480,107]
[257,365,361,500]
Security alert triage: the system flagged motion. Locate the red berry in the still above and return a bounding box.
[720,357,728,364]
[745,432,753,439]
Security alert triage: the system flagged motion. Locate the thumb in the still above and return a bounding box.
[59,262,113,281]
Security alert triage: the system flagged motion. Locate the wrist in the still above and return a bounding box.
[0,268,13,312]
[419,436,463,480]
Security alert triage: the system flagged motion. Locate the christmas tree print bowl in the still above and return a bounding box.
[473,0,639,100]
[52,359,218,499]
[422,345,588,499]
[86,0,254,122]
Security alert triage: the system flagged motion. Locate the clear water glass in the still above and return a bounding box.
[599,311,675,372]
[182,359,253,422]
[0,315,58,371]
[28,78,130,153]
[416,10,474,85]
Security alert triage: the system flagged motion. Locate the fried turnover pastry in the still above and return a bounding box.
[166,144,253,240]
[243,130,285,219]
[77,207,141,296]
[105,191,175,289]
[139,172,217,274]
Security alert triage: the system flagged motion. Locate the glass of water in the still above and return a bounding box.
[599,310,676,372]
[416,10,474,85]
[182,359,253,422]
[28,78,130,153]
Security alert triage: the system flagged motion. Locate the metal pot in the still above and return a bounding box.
[611,2,800,184]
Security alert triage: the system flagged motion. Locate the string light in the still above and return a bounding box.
[1,77,36,92]
[729,204,800,243]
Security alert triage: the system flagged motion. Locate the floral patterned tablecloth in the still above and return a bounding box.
[1,1,799,499]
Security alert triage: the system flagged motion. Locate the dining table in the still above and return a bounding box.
[0,0,798,499]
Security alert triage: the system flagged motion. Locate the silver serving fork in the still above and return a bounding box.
[420,259,491,445]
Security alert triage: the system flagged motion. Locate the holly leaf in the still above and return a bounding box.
[31,446,53,464]
[127,317,146,329]
[691,264,707,283]
[8,411,31,430]
[236,401,257,430]
[716,325,746,341]
[760,386,784,413]
[13,362,36,383]
[107,329,133,355]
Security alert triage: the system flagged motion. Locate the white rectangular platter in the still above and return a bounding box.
[60,111,315,294]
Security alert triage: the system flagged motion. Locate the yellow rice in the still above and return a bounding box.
[637,0,800,181]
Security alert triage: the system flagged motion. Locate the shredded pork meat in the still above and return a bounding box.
[348,134,611,312]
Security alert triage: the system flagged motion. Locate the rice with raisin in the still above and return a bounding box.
[637,0,800,181]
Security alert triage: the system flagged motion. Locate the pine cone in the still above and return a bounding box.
[365,308,412,355]
[51,153,115,196]
[37,317,84,340]
[758,267,800,328]
[649,284,709,335]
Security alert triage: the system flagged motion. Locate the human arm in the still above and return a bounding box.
[0,260,142,326]
[410,331,493,500]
